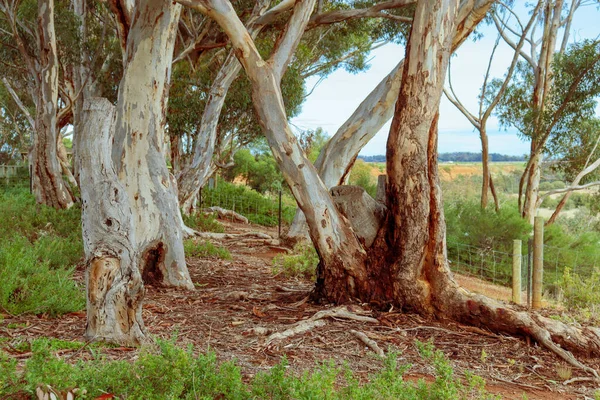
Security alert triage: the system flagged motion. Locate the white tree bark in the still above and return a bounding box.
[79,98,145,346]
[184,0,370,298]
[111,0,193,289]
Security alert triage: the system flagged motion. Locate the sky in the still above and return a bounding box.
[290,2,600,156]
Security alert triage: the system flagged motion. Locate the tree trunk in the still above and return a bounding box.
[523,151,541,224]
[522,0,563,224]
[285,0,496,242]
[32,0,75,209]
[480,127,490,209]
[79,98,145,346]
[177,52,242,215]
[111,0,193,290]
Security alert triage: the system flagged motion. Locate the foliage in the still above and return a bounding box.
[182,212,224,233]
[349,159,378,198]
[202,179,296,226]
[298,127,330,163]
[0,187,84,316]
[272,243,319,279]
[0,236,84,316]
[0,337,497,399]
[558,268,600,312]
[183,239,231,260]
[490,40,600,162]
[225,148,284,194]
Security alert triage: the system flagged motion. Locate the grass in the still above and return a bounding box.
[0,186,84,316]
[0,337,498,399]
[201,180,296,226]
[272,243,319,279]
[183,239,231,260]
[182,212,225,233]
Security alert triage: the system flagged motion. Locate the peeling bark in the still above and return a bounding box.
[111,0,193,289]
[79,98,145,346]
[286,0,496,241]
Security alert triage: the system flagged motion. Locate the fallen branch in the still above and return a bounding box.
[351,329,385,357]
[266,319,327,344]
[194,231,273,240]
[266,306,378,344]
[204,206,249,224]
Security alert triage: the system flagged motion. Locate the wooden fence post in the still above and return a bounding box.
[532,216,544,309]
[512,239,522,304]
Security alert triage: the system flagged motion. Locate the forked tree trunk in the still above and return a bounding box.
[79,98,145,346]
[32,0,75,209]
[285,0,495,242]
[111,0,193,289]
[339,0,600,368]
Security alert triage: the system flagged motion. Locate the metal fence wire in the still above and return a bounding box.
[0,165,29,188]
[447,241,515,287]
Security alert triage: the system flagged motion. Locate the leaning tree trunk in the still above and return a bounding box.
[194,0,371,299]
[285,0,496,242]
[111,0,193,289]
[31,0,75,209]
[79,98,145,346]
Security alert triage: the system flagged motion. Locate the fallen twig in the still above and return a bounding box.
[351,329,385,357]
[266,306,378,345]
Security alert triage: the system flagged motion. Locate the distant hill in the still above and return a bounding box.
[358,153,526,163]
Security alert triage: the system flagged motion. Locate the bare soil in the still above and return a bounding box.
[1,220,599,399]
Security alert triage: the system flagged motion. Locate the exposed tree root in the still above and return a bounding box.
[446,289,600,378]
[266,306,378,345]
[351,329,385,357]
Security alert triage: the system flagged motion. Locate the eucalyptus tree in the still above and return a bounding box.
[174,0,415,214]
[286,0,496,242]
[0,0,78,208]
[177,0,600,375]
[491,0,600,224]
[78,0,193,345]
[491,37,600,222]
[443,1,543,211]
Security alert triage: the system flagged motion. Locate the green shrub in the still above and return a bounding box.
[182,212,225,233]
[272,243,319,279]
[0,236,84,316]
[558,268,600,310]
[1,338,497,399]
[183,239,231,259]
[445,200,531,285]
[202,180,296,226]
[348,159,378,198]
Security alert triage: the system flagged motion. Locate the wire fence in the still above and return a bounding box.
[0,165,29,189]
[448,239,599,295]
[199,186,296,229]
[447,241,517,287]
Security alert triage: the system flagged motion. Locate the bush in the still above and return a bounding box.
[183,239,231,259]
[182,212,224,233]
[558,268,600,310]
[202,180,296,226]
[0,236,84,316]
[348,159,378,198]
[0,338,497,399]
[272,243,319,279]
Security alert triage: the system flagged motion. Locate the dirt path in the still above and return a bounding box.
[1,220,598,399]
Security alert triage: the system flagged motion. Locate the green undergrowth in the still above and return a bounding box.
[201,180,296,226]
[182,212,225,233]
[272,243,319,279]
[0,187,84,316]
[0,338,498,399]
[183,239,231,260]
